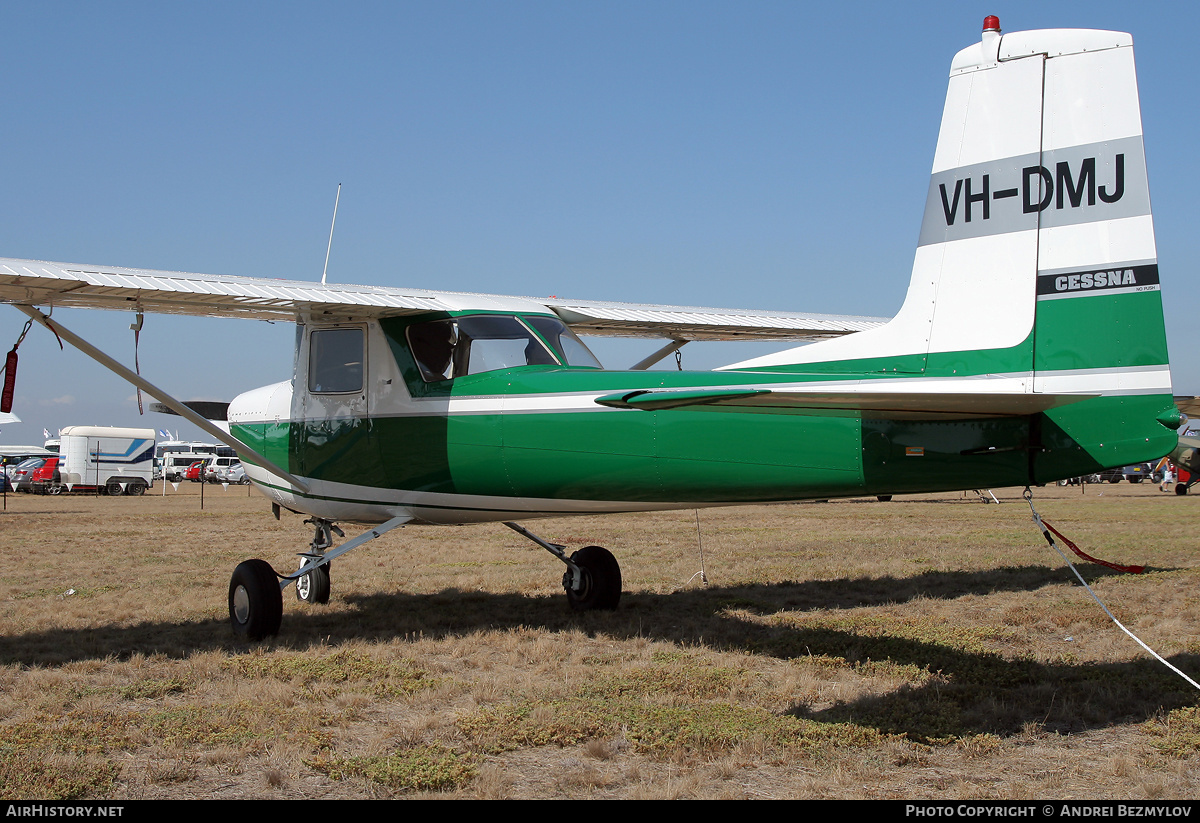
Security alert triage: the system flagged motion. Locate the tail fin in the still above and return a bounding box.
[726,18,1171,401]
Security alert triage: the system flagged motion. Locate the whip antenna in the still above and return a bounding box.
[321,183,341,285]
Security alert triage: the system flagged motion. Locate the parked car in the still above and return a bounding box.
[31,456,65,495]
[221,463,251,485]
[185,459,210,482]
[11,457,46,492]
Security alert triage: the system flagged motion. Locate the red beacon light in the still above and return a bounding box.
[982,15,1000,33]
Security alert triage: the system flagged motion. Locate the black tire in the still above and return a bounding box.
[106,480,124,496]
[127,481,146,496]
[295,560,331,604]
[47,483,62,496]
[1177,483,1188,496]
[240,476,251,486]
[564,545,621,611]
[876,494,892,502]
[1108,477,1121,484]
[1130,477,1143,484]
[229,559,283,640]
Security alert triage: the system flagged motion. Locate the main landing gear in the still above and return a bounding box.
[503,522,622,611]
[227,516,623,640]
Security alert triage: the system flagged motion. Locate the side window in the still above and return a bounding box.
[309,328,364,393]
[407,320,457,382]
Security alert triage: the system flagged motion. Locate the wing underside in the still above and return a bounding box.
[0,257,886,342]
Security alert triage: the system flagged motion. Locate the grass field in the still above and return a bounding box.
[1,480,1199,799]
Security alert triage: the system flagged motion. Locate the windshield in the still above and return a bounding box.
[524,316,602,369]
[408,315,567,382]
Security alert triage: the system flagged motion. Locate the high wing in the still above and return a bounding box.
[0,257,885,342]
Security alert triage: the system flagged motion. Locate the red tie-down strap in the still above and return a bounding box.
[1024,486,1145,574]
[1040,518,1145,574]
[1,346,16,413]
[0,319,34,413]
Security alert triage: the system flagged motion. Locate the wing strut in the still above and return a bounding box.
[630,339,687,371]
[11,305,311,493]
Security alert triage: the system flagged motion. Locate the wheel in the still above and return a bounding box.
[240,475,251,485]
[1177,483,1188,496]
[1130,477,1143,484]
[127,481,146,496]
[228,559,283,640]
[563,545,621,611]
[1108,477,1121,484]
[47,483,62,496]
[1056,479,1068,486]
[106,480,124,496]
[295,558,331,604]
[876,494,892,501]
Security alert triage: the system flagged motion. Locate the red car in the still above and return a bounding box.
[31,457,65,495]
[185,459,209,482]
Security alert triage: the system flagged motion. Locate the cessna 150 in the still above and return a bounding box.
[0,18,1179,639]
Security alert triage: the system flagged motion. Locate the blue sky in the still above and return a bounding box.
[1,1,1196,443]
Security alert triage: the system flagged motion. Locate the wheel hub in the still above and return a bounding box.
[232,584,251,624]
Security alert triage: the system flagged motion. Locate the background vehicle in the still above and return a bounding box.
[203,456,240,483]
[1056,474,1103,486]
[157,441,220,482]
[57,426,154,496]
[185,459,210,482]
[219,463,250,485]
[30,456,65,494]
[10,457,45,492]
[1,447,56,491]
[1097,463,1153,483]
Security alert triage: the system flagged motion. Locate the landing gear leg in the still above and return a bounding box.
[295,518,342,604]
[503,522,622,611]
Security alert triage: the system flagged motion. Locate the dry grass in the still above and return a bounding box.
[1,480,1199,798]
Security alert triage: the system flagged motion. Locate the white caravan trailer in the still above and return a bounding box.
[58,426,155,495]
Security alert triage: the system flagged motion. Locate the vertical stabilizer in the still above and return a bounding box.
[725,18,1169,401]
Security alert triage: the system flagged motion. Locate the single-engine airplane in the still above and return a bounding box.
[0,17,1179,639]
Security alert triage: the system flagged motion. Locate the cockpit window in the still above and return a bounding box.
[524,316,602,369]
[407,315,575,382]
[309,327,364,393]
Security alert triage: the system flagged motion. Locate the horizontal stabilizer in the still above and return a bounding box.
[596,388,770,411]
[595,385,1095,419]
[148,400,230,421]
